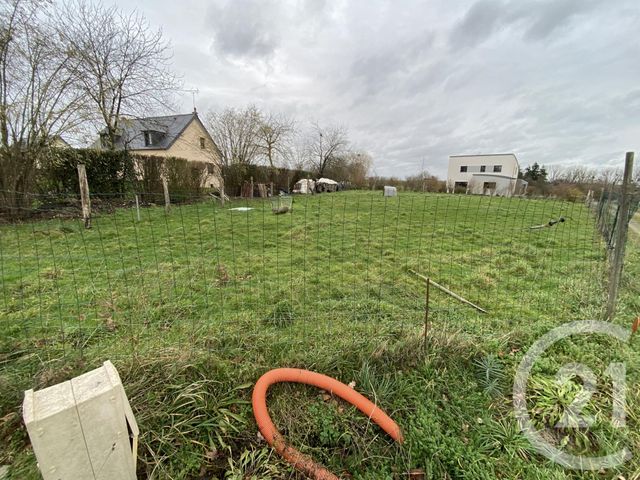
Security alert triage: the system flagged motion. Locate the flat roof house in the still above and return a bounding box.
[447,153,527,197]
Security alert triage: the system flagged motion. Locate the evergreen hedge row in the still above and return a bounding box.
[40,148,210,201]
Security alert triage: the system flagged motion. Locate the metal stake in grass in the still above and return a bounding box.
[423,278,430,351]
[409,268,487,314]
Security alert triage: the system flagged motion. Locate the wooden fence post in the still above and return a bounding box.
[606,152,635,320]
[250,176,254,199]
[135,194,141,222]
[77,164,91,229]
[162,175,170,213]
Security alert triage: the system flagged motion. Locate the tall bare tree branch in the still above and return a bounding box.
[0,0,86,210]
[55,0,179,149]
[205,105,262,167]
[307,122,348,177]
[255,112,294,169]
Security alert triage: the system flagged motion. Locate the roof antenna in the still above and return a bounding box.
[179,88,199,113]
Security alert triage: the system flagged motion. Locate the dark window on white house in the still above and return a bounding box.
[200,137,205,149]
[206,162,215,174]
[483,182,497,190]
[454,181,468,193]
[460,166,468,172]
[493,165,502,172]
[480,165,486,172]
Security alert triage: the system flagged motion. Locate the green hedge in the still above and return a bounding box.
[38,148,312,200]
[136,156,208,202]
[40,148,210,201]
[222,164,312,196]
[40,148,134,196]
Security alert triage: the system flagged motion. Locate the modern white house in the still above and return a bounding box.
[447,153,528,197]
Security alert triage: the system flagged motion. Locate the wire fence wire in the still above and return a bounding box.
[0,189,615,381]
[594,183,640,250]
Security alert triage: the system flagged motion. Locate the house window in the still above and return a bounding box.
[143,130,164,147]
[206,162,215,174]
[199,137,205,149]
[480,165,486,172]
[483,182,497,190]
[493,165,502,173]
[460,166,468,172]
[454,181,468,193]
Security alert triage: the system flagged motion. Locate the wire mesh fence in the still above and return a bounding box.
[0,189,617,382]
[594,183,640,250]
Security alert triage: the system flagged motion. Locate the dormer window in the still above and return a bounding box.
[143,130,164,147]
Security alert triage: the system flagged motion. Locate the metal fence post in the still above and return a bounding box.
[606,151,635,320]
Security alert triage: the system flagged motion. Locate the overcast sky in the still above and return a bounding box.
[117,0,639,178]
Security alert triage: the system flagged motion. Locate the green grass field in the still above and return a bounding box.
[1,191,639,479]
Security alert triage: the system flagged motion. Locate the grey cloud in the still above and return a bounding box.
[206,0,284,58]
[450,0,505,50]
[349,34,435,97]
[450,0,601,50]
[206,0,330,60]
[114,0,640,178]
[523,0,598,40]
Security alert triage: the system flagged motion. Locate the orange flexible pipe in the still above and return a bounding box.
[252,368,404,480]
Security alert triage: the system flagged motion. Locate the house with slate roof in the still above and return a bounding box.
[96,110,222,189]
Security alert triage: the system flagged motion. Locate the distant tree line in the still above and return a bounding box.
[366,171,447,193]
[205,105,373,190]
[521,162,631,201]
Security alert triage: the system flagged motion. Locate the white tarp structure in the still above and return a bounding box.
[316,177,338,193]
[293,179,315,194]
[384,186,397,197]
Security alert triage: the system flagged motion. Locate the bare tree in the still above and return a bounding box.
[307,122,348,177]
[286,131,310,171]
[326,151,371,186]
[56,0,179,149]
[546,164,565,183]
[206,105,262,166]
[255,112,294,169]
[598,167,623,187]
[405,170,444,192]
[561,166,597,184]
[0,0,85,210]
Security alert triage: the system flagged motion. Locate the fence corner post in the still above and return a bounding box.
[605,151,635,320]
[77,163,91,229]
